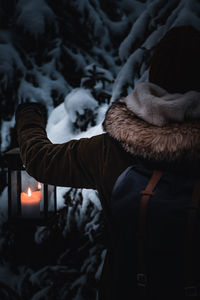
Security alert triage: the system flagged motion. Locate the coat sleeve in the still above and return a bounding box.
[16,105,105,189]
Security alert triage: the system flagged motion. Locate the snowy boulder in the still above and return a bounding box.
[46,102,74,144]
[64,88,98,131]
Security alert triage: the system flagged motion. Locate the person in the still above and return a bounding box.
[16,26,200,299]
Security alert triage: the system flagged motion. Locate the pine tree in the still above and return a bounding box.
[0,1,200,299]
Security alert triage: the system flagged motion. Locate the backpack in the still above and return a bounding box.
[111,164,200,299]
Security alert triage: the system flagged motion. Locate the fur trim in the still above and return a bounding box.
[103,99,200,162]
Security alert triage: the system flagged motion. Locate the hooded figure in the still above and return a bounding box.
[16,26,200,299]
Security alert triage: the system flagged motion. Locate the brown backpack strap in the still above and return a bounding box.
[184,179,200,297]
[137,170,162,295]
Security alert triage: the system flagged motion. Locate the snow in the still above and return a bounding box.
[0,40,25,89]
[95,249,107,280]
[118,0,146,14]
[84,63,114,83]
[0,187,8,225]
[54,186,70,210]
[47,110,73,143]
[173,1,200,28]
[0,0,200,299]
[113,0,200,101]
[143,25,168,50]
[92,46,118,75]
[63,46,87,71]
[46,103,67,128]
[73,0,110,47]
[82,189,102,214]
[64,88,98,123]
[47,89,107,144]
[16,0,56,38]
[34,226,47,245]
[111,48,145,102]
[18,78,51,104]
[18,66,69,116]
[0,262,19,288]
[30,287,51,300]
[118,0,176,61]
[0,116,15,152]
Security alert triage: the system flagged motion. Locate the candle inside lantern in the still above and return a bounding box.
[21,186,42,218]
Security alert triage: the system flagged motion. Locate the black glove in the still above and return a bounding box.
[15,102,47,124]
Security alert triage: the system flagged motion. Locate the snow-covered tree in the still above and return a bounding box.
[0,0,200,299]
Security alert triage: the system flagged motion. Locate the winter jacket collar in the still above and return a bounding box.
[125,82,200,126]
[103,83,200,163]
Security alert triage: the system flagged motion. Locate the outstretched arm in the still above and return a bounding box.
[16,104,105,189]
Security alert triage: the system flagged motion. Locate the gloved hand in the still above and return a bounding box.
[15,102,47,125]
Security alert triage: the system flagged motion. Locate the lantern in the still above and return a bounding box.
[5,148,57,223]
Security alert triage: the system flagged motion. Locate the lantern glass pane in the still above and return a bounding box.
[10,169,56,219]
[21,171,38,193]
[48,185,56,211]
[10,170,18,216]
[21,171,42,218]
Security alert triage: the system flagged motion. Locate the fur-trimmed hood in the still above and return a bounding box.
[103,83,200,163]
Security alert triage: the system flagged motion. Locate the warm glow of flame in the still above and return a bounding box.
[38,182,42,190]
[28,187,32,197]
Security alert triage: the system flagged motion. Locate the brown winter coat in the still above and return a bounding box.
[17,96,200,299]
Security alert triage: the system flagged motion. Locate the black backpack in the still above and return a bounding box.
[111,165,200,299]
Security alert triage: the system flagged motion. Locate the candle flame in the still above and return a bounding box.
[38,182,42,190]
[28,187,32,197]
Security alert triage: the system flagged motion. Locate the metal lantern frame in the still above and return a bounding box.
[5,148,57,223]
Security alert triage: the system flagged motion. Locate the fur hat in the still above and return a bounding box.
[149,26,200,93]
